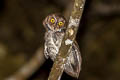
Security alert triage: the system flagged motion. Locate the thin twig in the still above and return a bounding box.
[5,47,45,80]
[48,0,86,80]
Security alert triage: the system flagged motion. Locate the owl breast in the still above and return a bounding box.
[44,31,64,61]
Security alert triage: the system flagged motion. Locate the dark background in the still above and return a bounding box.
[0,0,120,80]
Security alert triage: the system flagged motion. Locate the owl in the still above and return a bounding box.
[43,14,82,78]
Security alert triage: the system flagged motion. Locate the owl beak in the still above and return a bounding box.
[52,25,57,31]
[54,26,59,31]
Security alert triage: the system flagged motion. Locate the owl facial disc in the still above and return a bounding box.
[43,14,66,32]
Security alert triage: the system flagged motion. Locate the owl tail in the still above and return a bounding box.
[64,42,82,78]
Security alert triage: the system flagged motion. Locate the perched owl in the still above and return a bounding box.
[43,14,82,78]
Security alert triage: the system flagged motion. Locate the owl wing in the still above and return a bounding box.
[44,32,52,59]
[44,41,49,59]
[44,31,82,78]
[44,32,58,60]
[64,41,82,78]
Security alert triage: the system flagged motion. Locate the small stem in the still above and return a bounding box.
[5,47,45,80]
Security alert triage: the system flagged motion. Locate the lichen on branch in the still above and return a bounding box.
[48,0,86,80]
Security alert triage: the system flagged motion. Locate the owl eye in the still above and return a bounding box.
[50,18,55,23]
[58,22,64,27]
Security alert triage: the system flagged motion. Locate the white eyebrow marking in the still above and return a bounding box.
[53,15,57,23]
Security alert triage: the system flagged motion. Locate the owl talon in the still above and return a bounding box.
[44,53,49,59]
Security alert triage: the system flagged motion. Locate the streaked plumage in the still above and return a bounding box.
[43,14,82,78]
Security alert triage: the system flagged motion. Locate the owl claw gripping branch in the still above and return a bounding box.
[43,14,82,78]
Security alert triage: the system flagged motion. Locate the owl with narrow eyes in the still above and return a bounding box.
[43,14,82,78]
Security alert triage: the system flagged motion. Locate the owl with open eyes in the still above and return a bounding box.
[43,14,82,78]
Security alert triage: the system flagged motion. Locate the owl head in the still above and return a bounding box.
[43,14,66,32]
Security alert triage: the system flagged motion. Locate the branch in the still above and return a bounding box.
[48,0,86,80]
[5,47,46,80]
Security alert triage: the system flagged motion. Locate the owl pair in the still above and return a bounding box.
[43,14,82,78]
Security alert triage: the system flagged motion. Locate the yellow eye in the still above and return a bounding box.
[50,18,55,23]
[58,22,64,26]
